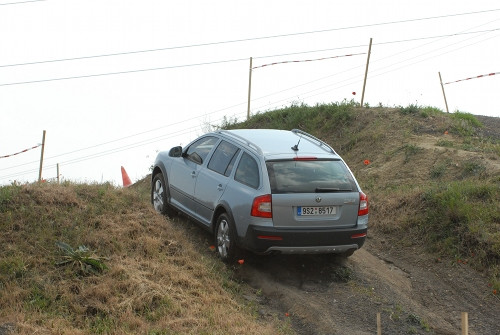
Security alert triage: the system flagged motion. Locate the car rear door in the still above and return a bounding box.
[266,159,360,228]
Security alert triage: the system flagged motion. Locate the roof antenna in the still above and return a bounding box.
[291,136,301,151]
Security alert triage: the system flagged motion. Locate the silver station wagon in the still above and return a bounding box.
[151,129,368,262]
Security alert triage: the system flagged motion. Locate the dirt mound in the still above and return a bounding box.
[2,106,498,334]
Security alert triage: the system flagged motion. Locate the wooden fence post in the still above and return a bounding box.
[461,312,468,335]
[360,38,372,108]
[247,57,253,120]
[38,130,46,182]
[377,312,381,335]
[439,72,450,113]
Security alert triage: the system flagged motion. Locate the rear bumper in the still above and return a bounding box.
[240,225,367,255]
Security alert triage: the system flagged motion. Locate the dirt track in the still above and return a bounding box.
[233,238,500,335]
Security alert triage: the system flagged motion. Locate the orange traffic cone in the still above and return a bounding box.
[121,166,132,187]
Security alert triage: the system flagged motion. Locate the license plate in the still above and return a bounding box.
[297,206,336,216]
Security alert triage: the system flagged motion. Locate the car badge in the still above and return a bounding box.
[315,196,322,203]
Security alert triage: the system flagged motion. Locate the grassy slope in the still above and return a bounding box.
[0,183,289,334]
[1,102,499,333]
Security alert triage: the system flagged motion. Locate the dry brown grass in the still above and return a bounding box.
[0,182,288,334]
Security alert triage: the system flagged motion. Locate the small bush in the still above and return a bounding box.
[452,111,483,127]
[402,144,423,163]
[26,285,52,312]
[0,257,27,283]
[430,163,447,179]
[0,184,21,209]
[418,106,443,118]
[331,266,354,283]
[436,139,454,148]
[461,159,486,178]
[399,104,420,115]
[451,111,483,136]
[420,106,442,117]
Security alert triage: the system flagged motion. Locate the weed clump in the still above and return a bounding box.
[56,241,108,275]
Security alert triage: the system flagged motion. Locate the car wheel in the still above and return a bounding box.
[215,213,239,263]
[151,173,174,216]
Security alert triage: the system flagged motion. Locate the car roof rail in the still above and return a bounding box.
[217,130,263,155]
[291,129,336,154]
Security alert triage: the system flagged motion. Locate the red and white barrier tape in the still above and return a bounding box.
[252,52,366,70]
[444,72,499,85]
[0,144,41,159]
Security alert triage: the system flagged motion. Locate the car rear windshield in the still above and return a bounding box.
[266,159,357,194]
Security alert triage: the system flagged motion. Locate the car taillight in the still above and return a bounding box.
[358,191,368,216]
[251,194,272,218]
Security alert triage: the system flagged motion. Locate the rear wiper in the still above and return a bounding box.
[315,187,352,193]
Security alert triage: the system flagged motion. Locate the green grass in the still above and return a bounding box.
[228,100,355,133]
[26,285,53,312]
[452,111,483,127]
[451,111,483,136]
[435,139,454,148]
[0,256,26,282]
[461,159,486,177]
[399,104,421,115]
[399,104,442,118]
[430,162,448,179]
[420,106,442,118]
[402,144,423,163]
[413,181,499,269]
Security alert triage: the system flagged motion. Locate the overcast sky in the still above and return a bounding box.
[0,0,499,186]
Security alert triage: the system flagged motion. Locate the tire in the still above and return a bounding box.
[151,173,175,216]
[215,213,240,263]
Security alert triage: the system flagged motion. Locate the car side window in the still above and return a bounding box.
[234,152,259,189]
[208,141,240,176]
[185,136,218,165]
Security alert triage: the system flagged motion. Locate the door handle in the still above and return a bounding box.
[217,184,223,191]
[191,171,197,178]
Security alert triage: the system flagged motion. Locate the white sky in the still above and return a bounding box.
[0,0,499,186]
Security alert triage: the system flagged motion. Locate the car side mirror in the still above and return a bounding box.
[169,146,183,157]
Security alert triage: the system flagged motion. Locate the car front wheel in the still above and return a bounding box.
[151,173,174,216]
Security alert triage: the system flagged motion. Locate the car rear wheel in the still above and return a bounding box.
[215,213,239,263]
[151,173,175,216]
